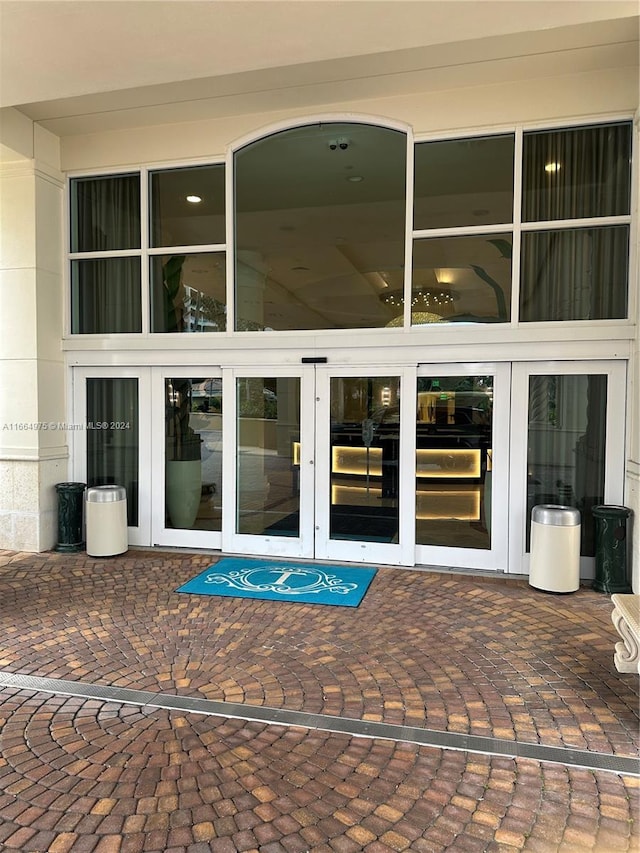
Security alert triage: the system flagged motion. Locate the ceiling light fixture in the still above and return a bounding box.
[347,175,364,182]
[186,194,202,203]
[544,162,561,173]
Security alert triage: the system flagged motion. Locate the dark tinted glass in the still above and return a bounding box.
[234,123,406,331]
[410,234,512,324]
[416,375,493,549]
[71,258,141,333]
[165,377,222,532]
[151,253,226,332]
[526,374,607,556]
[70,174,140,252]
[520,226,628,321]
[414,134,514,230]
[86,378,139,526]
[522,122,632,222]
[150,165,225,247]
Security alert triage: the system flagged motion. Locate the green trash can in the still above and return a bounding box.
[592,505,632,593]
[54,482,86,552]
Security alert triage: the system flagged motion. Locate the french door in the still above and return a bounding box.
[74,360,626,577]
[73,359,627,575]
[222,363,509,569]
[223,366,416,565]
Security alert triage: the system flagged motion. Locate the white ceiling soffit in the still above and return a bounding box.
[0,0,638,137]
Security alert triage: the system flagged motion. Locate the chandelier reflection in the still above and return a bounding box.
[386,311,443,327]
[380,288,455,310]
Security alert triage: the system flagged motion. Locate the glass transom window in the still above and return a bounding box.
[234,122,407,331]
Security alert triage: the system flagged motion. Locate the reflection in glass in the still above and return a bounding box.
[520,226,628,321]
[414,134,514,230]
[522,122,632,222]
[165,378,222,531]
[416,376,493,548]
[526,374,606,556]
[234,123,406,330]
[86,379,139,526]
[410,234,511,325]
[70,174,140,253]
[150,165,225,247]
[329,377,400,542]
[71,258,141,334]
[151,253,226,332]
[236,378,300,535]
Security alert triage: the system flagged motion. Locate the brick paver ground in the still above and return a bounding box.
[0,548,638,852]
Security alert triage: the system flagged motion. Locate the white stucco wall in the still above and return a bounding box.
[60,64,637,171]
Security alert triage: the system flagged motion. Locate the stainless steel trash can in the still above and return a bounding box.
[529,504,580,593]
[86,485,128,557]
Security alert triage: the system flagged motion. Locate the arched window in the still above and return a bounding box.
[233,121,407,331]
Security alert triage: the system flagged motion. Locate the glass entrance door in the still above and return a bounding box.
[314,369,415,566]
[223,368,316,558]
[225,366,415,565]
[414,364,510,571]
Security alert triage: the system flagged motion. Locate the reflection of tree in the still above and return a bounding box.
[163,255,186,331]
[237,379,278,419]
[468,238,510,321]
[166,380,202,460]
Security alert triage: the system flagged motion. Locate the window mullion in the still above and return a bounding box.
[512,126,523,326]
[413,223,514,240]
[148,244,226,255]
[404,127,415,331]
[521,215,631,232]
[140,167,150,335]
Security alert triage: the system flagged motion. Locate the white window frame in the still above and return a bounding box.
[72,366,152,546]
[509,360,627,579]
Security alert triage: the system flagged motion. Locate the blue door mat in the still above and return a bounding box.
[176,557,377,607]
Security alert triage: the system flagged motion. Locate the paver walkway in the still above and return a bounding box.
[0,548,638,852]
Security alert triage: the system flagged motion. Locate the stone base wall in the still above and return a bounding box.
[0,457,69,551]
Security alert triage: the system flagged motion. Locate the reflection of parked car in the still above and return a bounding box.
[192,378,222,398]
[191,380,277,414]
[371,405,399,424]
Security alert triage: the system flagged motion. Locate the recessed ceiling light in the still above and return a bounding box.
[544,163,561,173]
[347,175,364,182]
[186,194,202,203]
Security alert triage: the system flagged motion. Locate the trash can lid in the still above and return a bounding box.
[531,504,581,526]
[86,485,126,502]
[592,505,632,519]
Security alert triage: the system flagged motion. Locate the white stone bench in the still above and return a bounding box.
[611,594,640,674]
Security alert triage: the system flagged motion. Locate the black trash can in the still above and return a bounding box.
[54,482,86,552]
[592,505,633,593]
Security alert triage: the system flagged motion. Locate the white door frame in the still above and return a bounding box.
[151,366,224,551]
[314,365,416,566]
[414,362,511,572]
[72,366,152,547]
[222,365,316,559]
[509,360,627,579]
